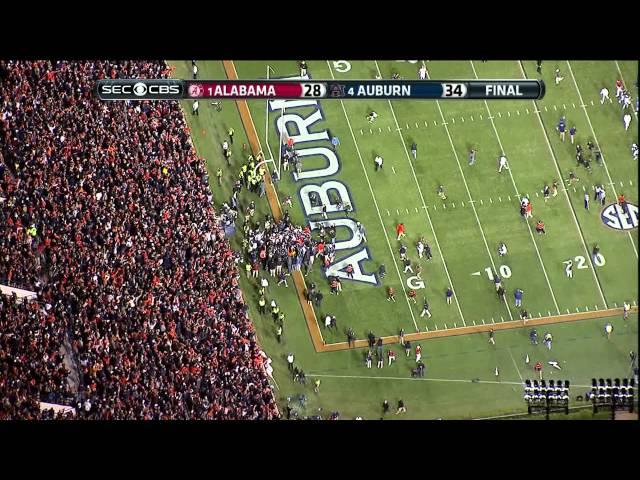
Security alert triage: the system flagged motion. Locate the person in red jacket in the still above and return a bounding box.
[396,223,406,241]
[534,361,543,380]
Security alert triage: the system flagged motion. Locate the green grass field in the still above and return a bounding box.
[169,60,638,419]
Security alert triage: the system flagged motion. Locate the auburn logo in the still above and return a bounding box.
[600,202,638,231]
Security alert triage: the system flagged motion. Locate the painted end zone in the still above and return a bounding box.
[223,60,325,352]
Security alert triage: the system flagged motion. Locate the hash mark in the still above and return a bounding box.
[369,128,373,134]
[538,312,541,318]
[488,116,494,119]
[396,209,400,215]
[482,319,485,324]
[378,127,382,133]
[498,112,502,118]
[386,209,390,216]
[544,106,548,112]
[415,207,418,213]
[498,196,502,202]
[563,104,566,109]
[452,203,455,208]
[415,122,419,128]
[461,201,465,207]
[517,110,520,115]
[480,199,483,205]
[388,125,391,132]
[614,302,618,307]
[433,120,437,126]
[500,316,504,322]
[535,192,539,197]
[553,105,557,111]
[452,118,455,124]
[470,115,474,121]
[491,317,495,324]
[461,117,465,122]
[444,324,447,329]
[566,309,570,314]
[548,311,551,316]
[594,305,598,310]
[573,187,576,192]
[405,208,409,214]
[507,111,511,117]
[525,109,529,114]
[575,307,579,312]
[443,203,446,209]
[406,123,409,129]
[489,198,493,203]
[424,121,428,127]
[582,185,586,191]
[480,114,483,120]
[360,129,363,135]
[473,320,476,325]
[508,195,511,201]
[392,166,397,174]
[590,100,594,106]
[585,306,589,311]
[572,103,576,108]
[620,181,623,187]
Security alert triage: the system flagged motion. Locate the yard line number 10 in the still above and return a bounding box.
[483,254,606,280]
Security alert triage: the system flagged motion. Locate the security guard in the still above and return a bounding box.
[276,325,283,343]
[258,296,266,315]
[228,127,235,144]
[271,301,280,321]
[216,168,223,186]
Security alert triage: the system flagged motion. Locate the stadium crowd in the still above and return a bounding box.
[0,60,278,419]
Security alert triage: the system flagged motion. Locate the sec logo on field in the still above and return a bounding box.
[600,202,638,231]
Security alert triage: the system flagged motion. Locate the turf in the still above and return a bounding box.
[168,60,638,419]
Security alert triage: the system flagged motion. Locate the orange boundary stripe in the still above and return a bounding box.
[321,307,638,352]
[222,60,325,352]
[222,60,636,354]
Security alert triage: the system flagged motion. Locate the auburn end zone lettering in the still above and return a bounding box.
[600,202,638,231]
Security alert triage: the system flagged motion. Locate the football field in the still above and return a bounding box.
[170,60,638,419]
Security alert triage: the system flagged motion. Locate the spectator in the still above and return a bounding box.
[0,60,278,420]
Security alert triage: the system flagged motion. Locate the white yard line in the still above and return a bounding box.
[327,61,419,332]
[420,61,513,321]
[508,348,523,382]
[309,372,591,388]
[374,60,466,327]
[517,61,608,309]
[566,60,638,258]
[470,60,560,315]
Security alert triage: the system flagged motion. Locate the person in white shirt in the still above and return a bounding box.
[367,111,378,123]
[600,87,610,104]
[623,113,632,130]
[498,242,507,257]
[416,241,424,258]
[564,259,573,278]
[325,315,332,328]
[192,63,198,79]
[632,143,638,161]
[374,155,383,171]
[498,154,509,173]
[418,64,427,80]
[287,353,294,370]
[192,100,199,116]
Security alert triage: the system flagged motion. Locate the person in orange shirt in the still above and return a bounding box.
[396,223,406,241]
[525,202,533,219]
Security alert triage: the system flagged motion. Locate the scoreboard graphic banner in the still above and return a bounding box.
[96,79,545,101]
